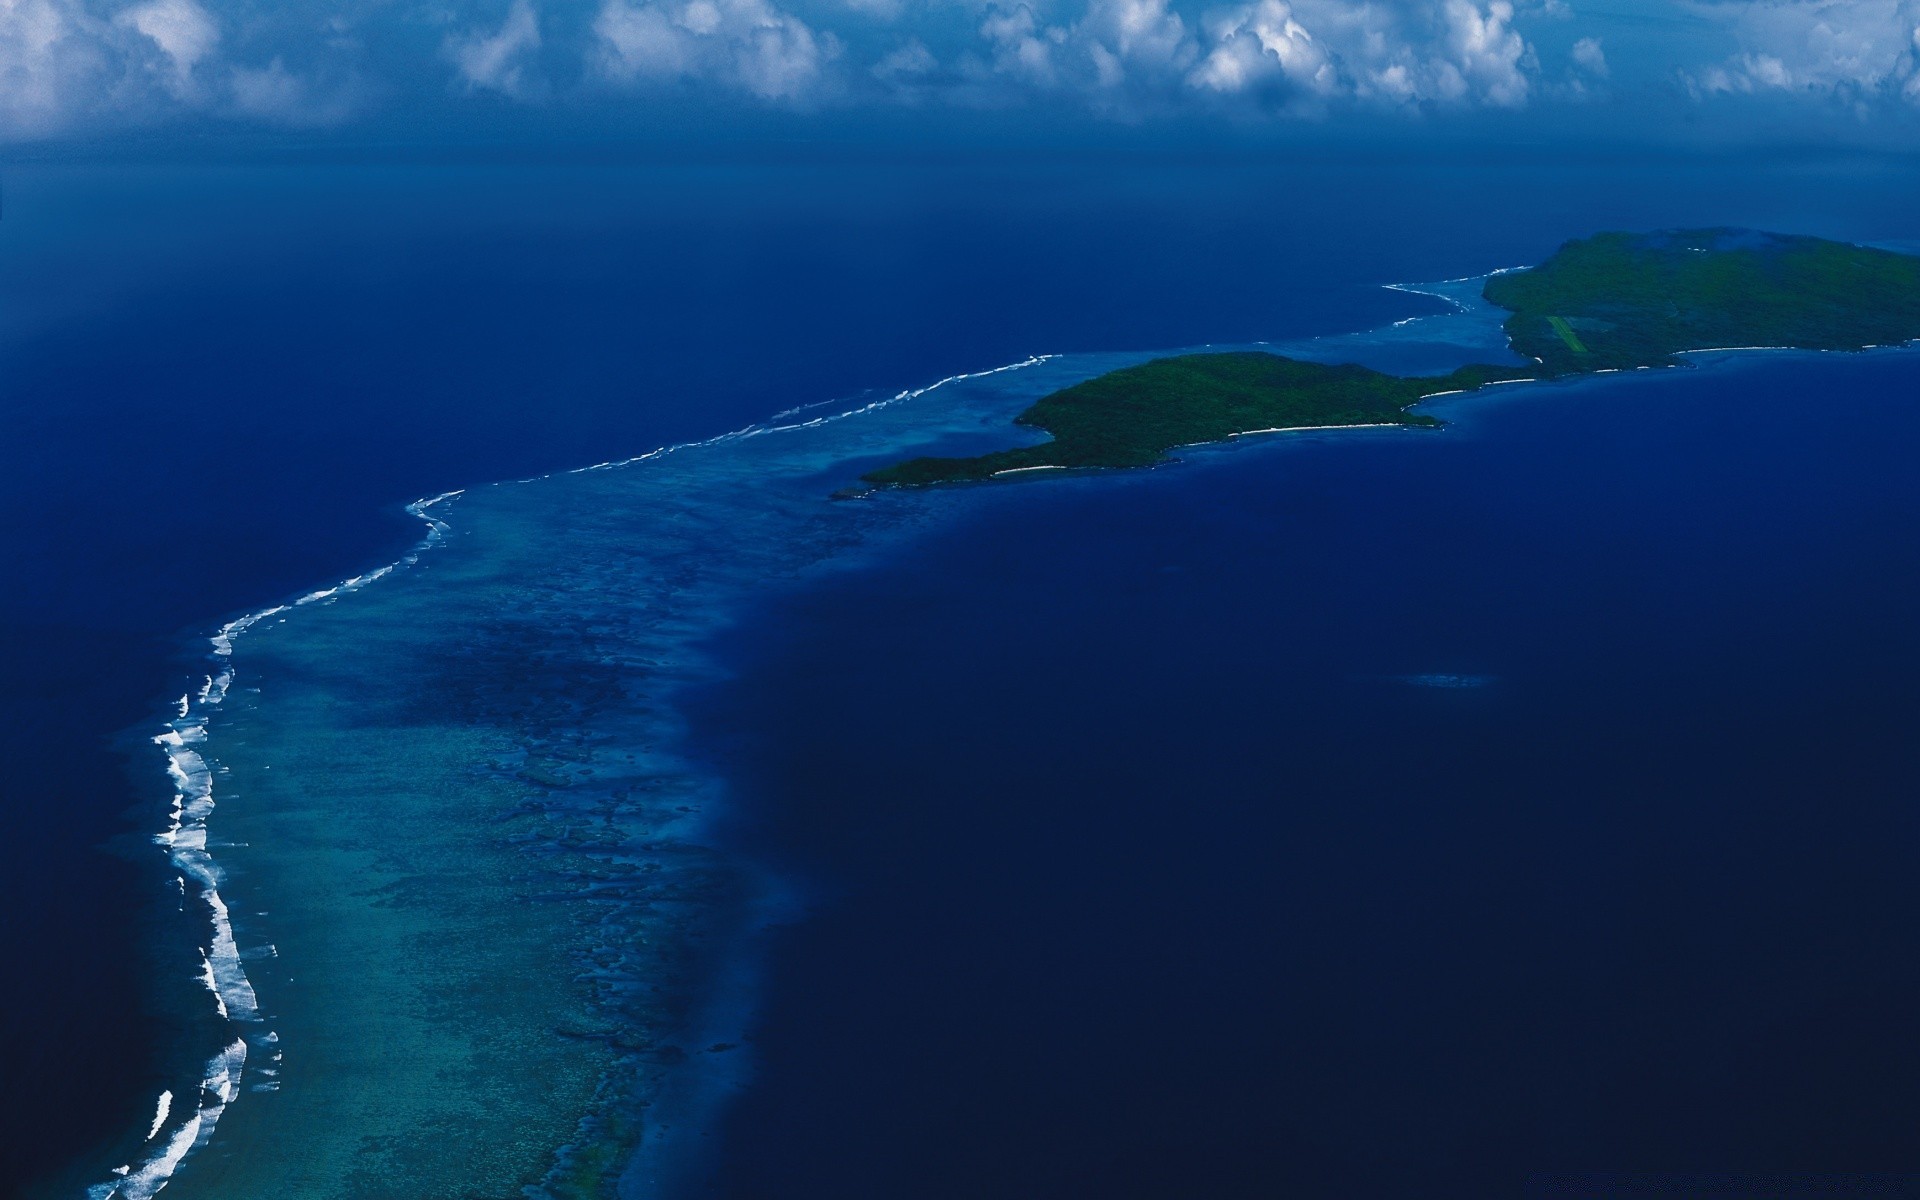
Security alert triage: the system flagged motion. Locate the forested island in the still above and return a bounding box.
[863,229,1920,488]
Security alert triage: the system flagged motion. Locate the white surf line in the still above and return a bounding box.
[89,1039,246,1200]
[1381,265,1540,328]
[1384,265,1533,307]
[991,464,1070,477]
[1382,281,1471,315]
[1427,264,1531,285]
[90,490,463,1200]
[88,353,1065,1200]
[565,354,1057,478]
[145,1092,173,1141]
[1229,422,1404,437]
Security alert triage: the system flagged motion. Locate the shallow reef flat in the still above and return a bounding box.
[136,282,1522,1199]
[144,354,1087,1200]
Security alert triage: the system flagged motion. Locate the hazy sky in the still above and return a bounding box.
[3,0,1918,147]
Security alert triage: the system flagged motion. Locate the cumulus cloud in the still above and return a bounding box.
[229,57,358,125]
[0,0,105,134]
[447,0,543,97]
[1190,1,1338,99]
[1078,0,1195,84]
[1182,0,1534,107]
[977,4,1063,86]
[0,0,360,136]
[1570,34,1604,77]
[8,0,1920,143]
[872,37,936,79]
[954,0,1539,108]
[1441,0,1529,104]
[1682,0,1920,105]
[116,0,218,96]
[594,0,831,99]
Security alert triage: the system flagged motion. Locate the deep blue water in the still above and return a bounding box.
[6,153,1920,1193]
[694,354,1920,1196]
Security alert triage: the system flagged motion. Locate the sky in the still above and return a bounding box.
[2,0,1919,151]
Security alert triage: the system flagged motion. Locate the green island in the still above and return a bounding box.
[863,229,1920,489]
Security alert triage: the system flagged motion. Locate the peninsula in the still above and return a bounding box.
[863,229,1920,488]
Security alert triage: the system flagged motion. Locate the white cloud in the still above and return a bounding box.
[1184,0,1537,107]
[1682,0,1920,106]
[1190,0,1334,96]
[1910,22,1920,98]
[10,0,1920,144]
[0,0,106,134]
[1570,34,1603,77]
[116,0,217,95]
[447,0,542,97]
[873,37,936,79]
[229,57,357,125]
[978,4,1063,86]
[1078,0,1195,81]
[1440,0,1529,105]
[594,0,829,99]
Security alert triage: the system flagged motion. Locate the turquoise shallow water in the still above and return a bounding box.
[110,279,1520,1198]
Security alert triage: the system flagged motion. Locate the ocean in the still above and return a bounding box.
[694,349,1920,1196]
[4,152,1919,1197]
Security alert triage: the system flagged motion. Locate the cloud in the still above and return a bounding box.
[977,4,1063,86]
[115,0,218,96]
[1682,0,1920,106]
[1441,0,1530,105]
[1078,0,1195,82]
[6,0,1920,144]
[1570,34,1604,77]
[1183,0,1536,108]
[229,57,358,125]
[447,0,543,97]
[594,0,831,99]
[872,37,936,80]
[1190,1,1337,98]
[0,0,105,134]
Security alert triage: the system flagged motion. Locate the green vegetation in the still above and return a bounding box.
[1485,228,1920,375]
[861,353,1528,487]
[863,229,1920,489]
[1545,315,1589,354]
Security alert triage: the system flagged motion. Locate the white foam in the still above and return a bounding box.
[198,670,231,706]
[102,483,473,1197]
[1229,422,1401,437]
[197,953,225,1019]
[1383,281,1471,313]
[97,351,1061,1196]
[145,1091,172,1141]
[91,1039,245,1200]
[564,356,1056,479]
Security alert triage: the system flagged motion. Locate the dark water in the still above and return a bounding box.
[5,154,1920,1193]
[4,158,1415,1193]
[694,354,1920,1196]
